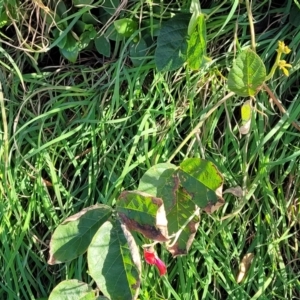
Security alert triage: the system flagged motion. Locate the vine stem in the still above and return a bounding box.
[263,83,300,131]
[168,91,235,162]
[245,0,256,51]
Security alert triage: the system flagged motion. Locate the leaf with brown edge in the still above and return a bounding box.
[116,190,168,242]
[166,187,200,257]
[202,197,225,214]
[154,172,200,256]
[87,220,141,300]
[121,222,142,275]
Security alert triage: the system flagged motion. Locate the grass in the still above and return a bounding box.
[0,0,300,299]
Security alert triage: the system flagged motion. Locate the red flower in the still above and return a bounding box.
[143,248,167,276]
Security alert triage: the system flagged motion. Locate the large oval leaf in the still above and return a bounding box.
[95,35,111,57]
[228,48,266,97]
[138,163,177,196]
[155,14,190,72]
[88,220,141,300]
[129,39,148,67]
[48,204,112,264]
[49,280,95,300]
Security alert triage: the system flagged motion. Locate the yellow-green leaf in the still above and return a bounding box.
[187,14,207,70]
[239,100,252,134]
[228,49,266,97]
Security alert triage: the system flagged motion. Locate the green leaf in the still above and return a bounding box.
[228,48,266,97]
[102,0,120,15]
[162,178,200,256]
[80,293,98,300]
[60,47,79,63]
[129,39,148,66]
[180,158,223,191]
[179,158,224,213]
[155,159,223,212]
[104,23,122,41]
[79,32,91,50]
[57,1,68,18]
[54,2,69,29]
[88,220,141,300]
[155,14,190,72]
[48,204,112,264]
[75,20,87,35]
[135,159,224,254]
[138,163,177,197]
[114,18,138,38]
[116,191,168,242]
[78,29,96,51]
[75,21,95,35]
[176,168,217,208]
[82,13,98,25]
[94,35,111,57]
[64,32,79,51]
[53,28,68,49]
[88,28,97,40]
[73,0,94,6]
[158,169,211,257]
[59,32,80,62]
[187,14,207,70]
[0,11,9,28]
[49,280,95,300]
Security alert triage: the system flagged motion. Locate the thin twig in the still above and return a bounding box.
[245,0,256,51]
[263,83,300,131]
